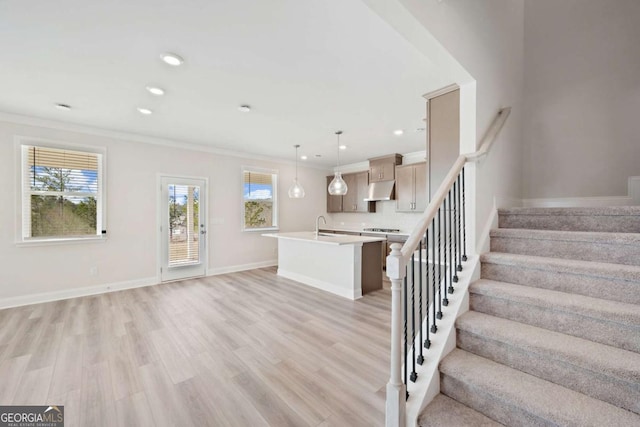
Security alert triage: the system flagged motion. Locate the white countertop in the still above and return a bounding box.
[263,231,386,246]
[320,226,411,237]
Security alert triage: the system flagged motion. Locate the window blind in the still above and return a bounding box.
[22,144,103,239]
[243,171,274,200]
[168,184,200,266]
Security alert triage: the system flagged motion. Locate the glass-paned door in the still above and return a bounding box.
[160,176,206,281]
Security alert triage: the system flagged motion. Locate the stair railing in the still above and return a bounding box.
[385,107,511,427]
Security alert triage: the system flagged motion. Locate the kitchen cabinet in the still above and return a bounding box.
[326,172,375,213]
[369,154,403,183]
[343,172,376,212]
[396,162,427,212]
[326,176,343,213]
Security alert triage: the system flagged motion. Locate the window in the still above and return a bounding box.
[242,167,278,231]
[21,142,105,241]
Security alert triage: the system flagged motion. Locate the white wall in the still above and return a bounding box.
[522,0,640,199]
[0,116,327,303]
[365,0,525,252]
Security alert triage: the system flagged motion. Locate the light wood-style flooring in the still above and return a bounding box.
[0,267,391,426]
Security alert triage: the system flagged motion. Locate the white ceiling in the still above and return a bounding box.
[0,0,446,167]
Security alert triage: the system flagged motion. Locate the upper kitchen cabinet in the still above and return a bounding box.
[326,175,343,213]
[343,171,375,213]
[368,154,403,183]
[326,172,375,213]
[396,162,427,212]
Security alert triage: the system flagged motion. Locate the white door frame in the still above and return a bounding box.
[157,174,208,282]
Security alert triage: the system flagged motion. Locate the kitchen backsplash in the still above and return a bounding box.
[325,199,422,233]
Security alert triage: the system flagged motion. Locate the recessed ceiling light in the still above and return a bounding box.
[300,155,308,160]
[394,129,404,136]
[238,105,251,112]
[55,103,71,111]
[160,53,184,66]
[146,86,165,96]
[339,145,347,150]
[137,107,153,115]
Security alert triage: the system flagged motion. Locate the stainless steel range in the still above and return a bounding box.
[362,227,401,233]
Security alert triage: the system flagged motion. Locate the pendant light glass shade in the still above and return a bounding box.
[328,131,348,196]
[328,172,347,195]
[288,144,305,198]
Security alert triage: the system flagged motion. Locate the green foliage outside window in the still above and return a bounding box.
[30,166,97,237]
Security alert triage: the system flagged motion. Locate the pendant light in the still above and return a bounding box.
[328,131,348,195]
[288,144,305,198]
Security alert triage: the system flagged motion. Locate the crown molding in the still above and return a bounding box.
[0,111,331,171]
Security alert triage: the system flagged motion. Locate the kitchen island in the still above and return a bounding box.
[262,232,386,300]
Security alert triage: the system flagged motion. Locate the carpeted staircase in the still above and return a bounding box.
[418,206,640,427]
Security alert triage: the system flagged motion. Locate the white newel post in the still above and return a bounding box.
[386,243,406,427]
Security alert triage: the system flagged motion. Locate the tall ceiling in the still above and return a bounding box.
[0,0,446,167]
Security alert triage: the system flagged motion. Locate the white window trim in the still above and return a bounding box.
[241,166,279,232]
[15,136,108,245]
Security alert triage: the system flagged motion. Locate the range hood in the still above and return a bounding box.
[363,180,396,201]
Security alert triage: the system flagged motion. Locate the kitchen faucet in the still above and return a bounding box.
[315,215,326,236]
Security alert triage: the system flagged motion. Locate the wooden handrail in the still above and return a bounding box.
[400,107,511,259]
[465,107,512,161]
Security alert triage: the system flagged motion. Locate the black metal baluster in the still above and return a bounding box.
[453,180,459,282]
[424,229,431,348]
[403,268,408,398]
[418,238,425,363]
[430,218,437,334]
[457,174,463,272]
[448,189,454,294]
[442,197,449,307]
[462,167,467,262]
[410,253,417,382]
[437,207,443,320]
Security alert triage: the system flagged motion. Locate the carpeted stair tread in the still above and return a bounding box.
[418,394,504,427]
[439,349,640,427]
[481,252,640,284]
[480,252,640,304]
[456,311,640,413]
[498,206,640,233]
[490,228,640,266]
[490,227,640,245]
[469,279,640,352]
[469,279,640,327]
[499,206,640,216]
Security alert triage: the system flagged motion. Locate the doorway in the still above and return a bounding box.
[159,176,207,282]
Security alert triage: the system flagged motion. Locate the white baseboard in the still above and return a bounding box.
[523,176,640,208]
[277,268,362,300]
[629,176,640,203]
[207,259,277,276]
[0,260,279,310]
[477,205,498,255]
[0,276,158,310]
[522,196,634,208]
